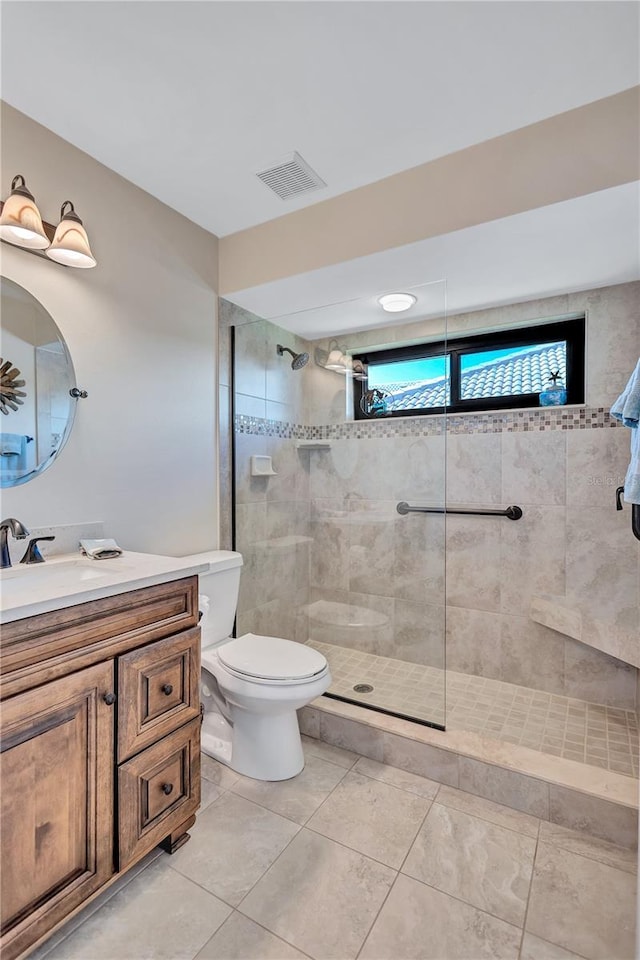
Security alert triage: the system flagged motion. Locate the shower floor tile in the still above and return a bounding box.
[308,640,639,779]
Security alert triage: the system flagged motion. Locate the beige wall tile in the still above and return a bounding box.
[393,598,445,667]
[233,320,268,401]
[446,516,501,612]
[566,505,638,625]
[502,432,567,506]
[447,433,502,504]
[458,757,550,818]
[563,637,636,709]
[579,283,640,407]
[382,733,459,786]
[500,506,566,613]
[566,427,631,507]
[393,511,445,603]
[297,706,321,739]
[499,616,565,695]
[319,712,384,761]
[446,607,503,679]
[548,784,639,849]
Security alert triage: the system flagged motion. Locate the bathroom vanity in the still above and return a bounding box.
[0,553,206,960]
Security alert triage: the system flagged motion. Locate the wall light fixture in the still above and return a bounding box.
[0,175,97,269]
[46,201,97,269]
[0,175,49,250]
[317,339,367,380]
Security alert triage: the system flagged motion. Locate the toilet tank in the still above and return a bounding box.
[180,550,243,646]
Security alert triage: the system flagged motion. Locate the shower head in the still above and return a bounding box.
[276,344,309,370]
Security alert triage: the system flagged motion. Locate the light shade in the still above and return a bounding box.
[378,292,417,313]
[325,348,347,371]
[352,359,367,381]
[46,201,97,268]
[0,175,49,249]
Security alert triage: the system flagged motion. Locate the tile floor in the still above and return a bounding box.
[309,640,640,778]
[32,738,637,960]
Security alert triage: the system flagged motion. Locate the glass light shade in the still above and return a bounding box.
[378,292,417,313]
[0,184,49,250]
[352,359,367,380]
[46,202,96,268]
[325,348,347,371]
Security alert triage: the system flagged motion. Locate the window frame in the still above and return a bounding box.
[353,316,585,419]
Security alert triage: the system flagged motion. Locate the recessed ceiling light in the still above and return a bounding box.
[378,292,416,313]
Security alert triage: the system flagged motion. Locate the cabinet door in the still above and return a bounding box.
[0,661,115,960]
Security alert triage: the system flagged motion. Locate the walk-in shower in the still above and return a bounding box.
[230,280,639,782]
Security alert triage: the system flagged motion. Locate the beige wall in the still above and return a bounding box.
[1,102,220,555]
[219,87,640,294]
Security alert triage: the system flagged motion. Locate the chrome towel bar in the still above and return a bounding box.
[396,502,523,520]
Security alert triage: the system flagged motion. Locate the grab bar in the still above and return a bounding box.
[396,502,523,520]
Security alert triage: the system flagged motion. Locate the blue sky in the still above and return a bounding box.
[368,343,564,386]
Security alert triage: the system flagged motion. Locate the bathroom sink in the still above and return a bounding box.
[0,556,122,598]
[0,551,208,624]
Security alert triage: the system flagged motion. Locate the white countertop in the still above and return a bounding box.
[0,551,208,624]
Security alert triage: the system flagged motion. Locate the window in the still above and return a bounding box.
[353,317,585,419]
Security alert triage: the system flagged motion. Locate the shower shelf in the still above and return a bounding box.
[530,593,639,669]
[295,440,332,450]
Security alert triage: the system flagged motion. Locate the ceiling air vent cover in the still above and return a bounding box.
[256,152,326,201]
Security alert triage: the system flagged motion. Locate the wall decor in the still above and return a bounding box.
[0,359,27,415]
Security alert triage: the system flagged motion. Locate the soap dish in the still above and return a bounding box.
[250,455,277,476]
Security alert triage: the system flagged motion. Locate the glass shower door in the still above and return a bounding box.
[232,279,447,730]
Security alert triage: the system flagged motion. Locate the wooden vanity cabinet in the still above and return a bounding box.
[0,576,201,960]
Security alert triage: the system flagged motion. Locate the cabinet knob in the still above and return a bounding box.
[161,783,174,795]
[103,692,116,705]
[161,683,173,696]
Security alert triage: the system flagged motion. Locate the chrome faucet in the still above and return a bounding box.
[0,518,30,569]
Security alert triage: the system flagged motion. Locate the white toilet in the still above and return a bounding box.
[187,550,331,781]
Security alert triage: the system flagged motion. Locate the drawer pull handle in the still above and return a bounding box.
[161,783,174,796]
[161,684,174,696]
[103,692,116,705]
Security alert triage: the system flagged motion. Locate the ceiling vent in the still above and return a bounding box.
[256,152,326,201]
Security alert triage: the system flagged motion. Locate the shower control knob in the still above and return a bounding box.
[161,783,174,795]
[161,683,173,696]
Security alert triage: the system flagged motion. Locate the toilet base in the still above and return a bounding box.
[201,707,305,781]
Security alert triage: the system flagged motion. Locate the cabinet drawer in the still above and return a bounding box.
[118,718,201,869]
[1,577,199,701]
[117,627,200,762]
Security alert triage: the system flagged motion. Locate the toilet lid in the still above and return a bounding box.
[217,633,327,681]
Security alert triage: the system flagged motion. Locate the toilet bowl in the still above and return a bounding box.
[183,550,331,781]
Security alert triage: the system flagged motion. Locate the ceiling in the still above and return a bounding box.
[2,1,638,238]
[229,183,640,339]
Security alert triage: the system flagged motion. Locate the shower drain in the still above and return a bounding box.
[353,683,374,694]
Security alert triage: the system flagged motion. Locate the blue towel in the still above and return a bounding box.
[0,433,25,456]
[611,358,640,504]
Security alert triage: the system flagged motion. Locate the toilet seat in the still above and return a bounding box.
[203,633,328,684]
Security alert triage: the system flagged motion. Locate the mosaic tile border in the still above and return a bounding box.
[235,406,622,439]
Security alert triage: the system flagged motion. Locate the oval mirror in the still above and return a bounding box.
[0,277,77,487]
